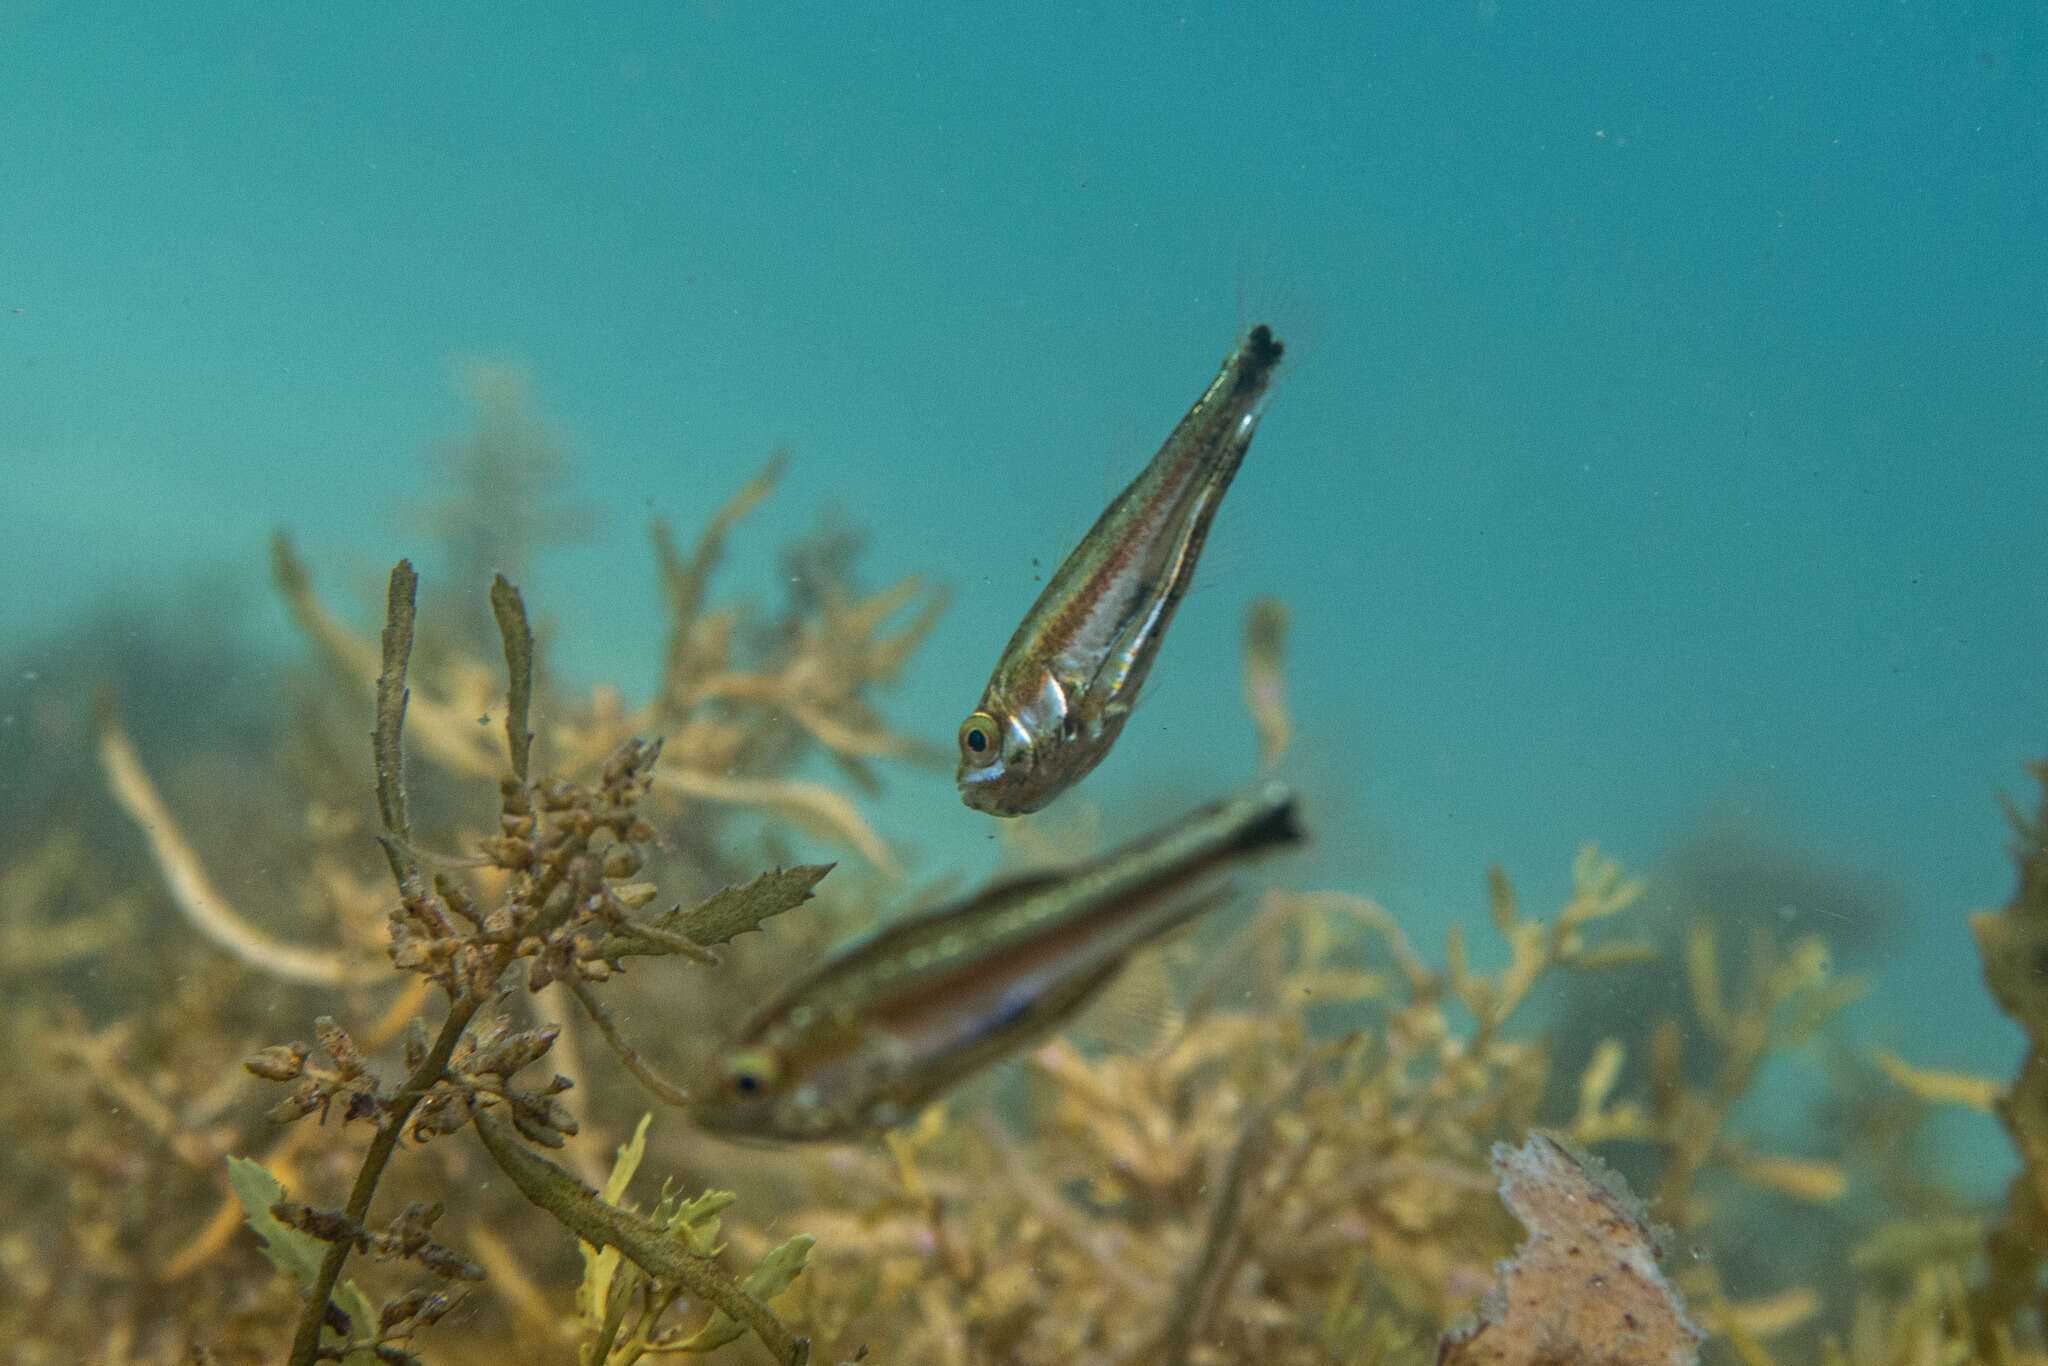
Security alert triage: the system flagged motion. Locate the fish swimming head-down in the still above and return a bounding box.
[957,325,1283,816]
[954,671,1110,816]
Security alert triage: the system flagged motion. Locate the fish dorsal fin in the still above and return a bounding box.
[899,872,965,919]
[847,864,1068,962]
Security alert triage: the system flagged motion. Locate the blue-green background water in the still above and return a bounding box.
[5,5,2043,1181]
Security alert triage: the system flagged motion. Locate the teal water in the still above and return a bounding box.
[4,4,2043,1178]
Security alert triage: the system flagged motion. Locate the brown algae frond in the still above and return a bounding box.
[244,562,820,1366]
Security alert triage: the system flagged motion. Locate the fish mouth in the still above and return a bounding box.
[960,771,1046,817]
[689,1097,795,1146]
[957,773,1009,815]
[956,755,1014,809]
[958,771,1057,818]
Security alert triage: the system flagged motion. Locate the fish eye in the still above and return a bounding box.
[958,712,1003,768]
[724,1048,780,1097]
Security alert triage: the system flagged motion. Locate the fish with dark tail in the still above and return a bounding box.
[692,781,1303,1141]
[956,325,1285,816]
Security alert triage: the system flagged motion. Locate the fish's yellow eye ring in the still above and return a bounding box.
[958,712,1003,768]
[725,1048,781,1097]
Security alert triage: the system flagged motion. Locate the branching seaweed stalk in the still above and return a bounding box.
[1161,1073,1302,1366]
[471,1110,809,1364]
[281,563,813,1366]
[489,572,534,783]
[285,563,523,1366]
[374,560,422,895]
[569,980,695,1110]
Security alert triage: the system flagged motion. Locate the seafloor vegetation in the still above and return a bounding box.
[1,372,2040,1366]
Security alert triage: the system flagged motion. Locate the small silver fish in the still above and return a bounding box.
[956,325,1285,816]
[692,781,1303,1142]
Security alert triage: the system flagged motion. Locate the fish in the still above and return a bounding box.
[956,325,1285,816]
[691,781,1304,1141]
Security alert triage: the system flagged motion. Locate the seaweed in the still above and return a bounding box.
[238,562,818,1366]
[748,851,1675,1362]
[1961,762,2048,1357]
[9,380,943,1362]
[7,371,2046,1366]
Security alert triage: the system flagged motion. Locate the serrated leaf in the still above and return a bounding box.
[674,1309,743,1350]
[603,1113,651,1207]
[667,1189,737,1257]
[229,1157,323,1287]
[587,1255,639,1366]
[668,865,833,946]
[740,1234,814,1300]
[227,1157,379,1364]
[578,1114,652,1327]
[675,1234,816,1353]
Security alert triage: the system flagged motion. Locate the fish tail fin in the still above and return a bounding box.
[1224,324,1286,402]
[1244,323,1285,373]
[1229,780,1304,858]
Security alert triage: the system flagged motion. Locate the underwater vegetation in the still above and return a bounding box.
[1,371,2043,1366]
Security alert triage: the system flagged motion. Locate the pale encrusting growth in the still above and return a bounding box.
[1440,1134,1703,1366]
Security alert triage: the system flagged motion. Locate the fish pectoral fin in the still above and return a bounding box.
[1062,884,1236,1055]
[1067,946,1180,1057]
[1020,957,1130,1040]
